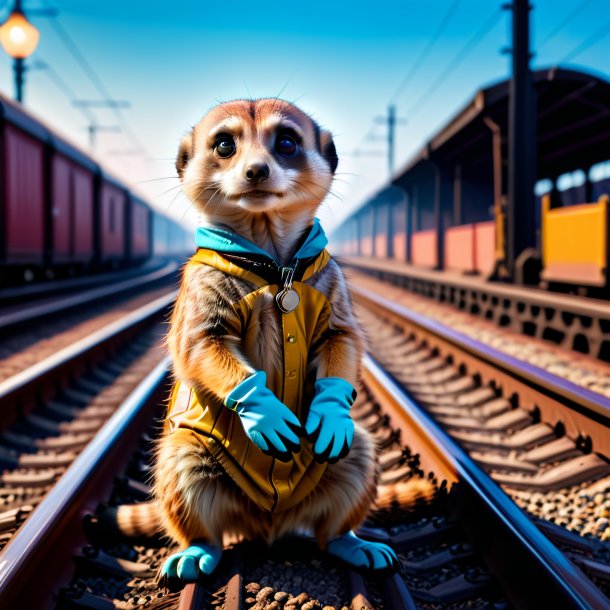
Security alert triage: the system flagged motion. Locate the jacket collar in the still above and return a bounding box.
[194,218,328,268]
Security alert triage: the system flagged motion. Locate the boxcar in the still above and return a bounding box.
[129,196,152,261]
[152,212,170,257]
[0,89,194,285]
[152,211,192,258]
[169,220,189,256]
[0,98,48,267]
[99,173,128,264]
[50,137,98,267]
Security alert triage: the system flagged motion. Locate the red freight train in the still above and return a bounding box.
[0,93,190,285]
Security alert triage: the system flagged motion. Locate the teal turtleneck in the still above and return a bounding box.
[194,218,328,266]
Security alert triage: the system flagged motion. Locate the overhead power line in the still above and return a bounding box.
[406,8,503,119]
[352,7,502,168]
[31,60,129,153]
[32,58,98,126]
[44,10,147,157]
[47,18,117,105]
[353,1,461,158]
[557,15,610,64]
[538,0,592,50]
[390,0,462,102]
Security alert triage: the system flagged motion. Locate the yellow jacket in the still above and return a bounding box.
[167,240,335,513]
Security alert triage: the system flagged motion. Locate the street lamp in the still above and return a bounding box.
[0,0,40,103]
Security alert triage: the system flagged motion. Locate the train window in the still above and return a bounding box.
[534,179,552,196]
[557,169,585,192]
[572,170,586,188]
[589,160,610,183]
[556,175,570,192]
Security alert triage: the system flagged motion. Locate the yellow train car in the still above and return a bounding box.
[541,194,608,287]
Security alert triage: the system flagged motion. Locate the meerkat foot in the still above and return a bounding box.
[326,531,399,571]
[161,542,222,581]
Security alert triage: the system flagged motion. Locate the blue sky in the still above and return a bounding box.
[0,0,608,230]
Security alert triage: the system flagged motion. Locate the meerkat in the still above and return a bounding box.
[152,98,416,582]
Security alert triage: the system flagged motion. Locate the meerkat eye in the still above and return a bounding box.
[275,134,298,157]
[214,135,236,158]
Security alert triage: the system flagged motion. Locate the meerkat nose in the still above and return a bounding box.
[245,162,270,184]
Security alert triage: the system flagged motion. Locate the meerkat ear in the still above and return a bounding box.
[176,133,193,179]
[320,130,338,174]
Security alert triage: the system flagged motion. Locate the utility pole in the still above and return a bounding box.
[74,100,130,152]
[375,105,406,178]
[87,124,121,152]
[387,105,396,178]
[505,0,537,281]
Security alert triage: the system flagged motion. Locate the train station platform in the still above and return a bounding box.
[338,256,610,362]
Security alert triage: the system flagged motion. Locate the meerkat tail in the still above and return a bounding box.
[113,502,163,537]
[374,479,436,511]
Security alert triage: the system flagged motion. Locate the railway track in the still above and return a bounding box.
[0,358,171,610]
[172,357,609,610]
[0,285,176,559]
[12,360,600,608]
[0,260,178,335]
[0,261,180,386]
[343,270,610,400]
[1,274,609,608]
[18,364,514,610]
[351,280,610,605]
[0,260,173,307]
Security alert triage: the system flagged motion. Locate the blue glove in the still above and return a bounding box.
[304,377,356,463]
[327,531,399,571]
[161,541,222,580]
[225,371,302,462]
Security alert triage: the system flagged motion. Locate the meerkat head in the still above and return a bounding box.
[176,99,338,218]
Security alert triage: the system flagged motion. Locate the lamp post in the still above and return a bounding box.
[0,0,40,103]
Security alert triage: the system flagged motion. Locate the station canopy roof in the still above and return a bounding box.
[393,67,610,181]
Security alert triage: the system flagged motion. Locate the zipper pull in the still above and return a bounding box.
[280,266,296,289]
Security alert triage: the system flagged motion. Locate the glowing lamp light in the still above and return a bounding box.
[0,11,39,59]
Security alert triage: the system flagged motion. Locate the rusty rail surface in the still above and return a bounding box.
[0,290,176,429]
[352,284,610,456]
[0,358,171,610]
[0,260,178,332]
[364,355,607,609]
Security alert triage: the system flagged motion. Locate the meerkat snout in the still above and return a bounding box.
[245,161,270,184]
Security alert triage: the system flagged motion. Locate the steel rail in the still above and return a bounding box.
[364,354,608,609]
[0,260,178,331]
[0,259,172,303]
[0,290,176,428]
[0,357,170,610]
[352,284,610,428]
